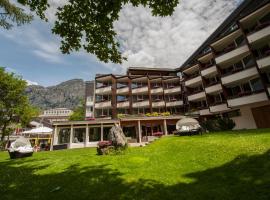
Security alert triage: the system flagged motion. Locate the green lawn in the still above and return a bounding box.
[1,130,270,200]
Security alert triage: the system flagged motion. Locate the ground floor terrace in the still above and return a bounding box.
[52,116,183,149]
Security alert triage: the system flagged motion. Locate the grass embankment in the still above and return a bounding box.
[1,130,270,200]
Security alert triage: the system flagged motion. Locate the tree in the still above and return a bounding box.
[2,0,179,64]
[69,102,85,121]
[0,0,32,29]
[0,67,38,143]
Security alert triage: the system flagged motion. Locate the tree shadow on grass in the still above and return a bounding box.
[0,150,270,200]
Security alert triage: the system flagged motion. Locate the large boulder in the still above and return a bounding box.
[108,123,127,147]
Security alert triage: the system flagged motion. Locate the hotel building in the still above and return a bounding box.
[52,0,270,149]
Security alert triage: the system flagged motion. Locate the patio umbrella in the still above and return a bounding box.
[176,118,200,130]
[22,127,53,134]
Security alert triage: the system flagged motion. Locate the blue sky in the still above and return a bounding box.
[0,0,242,86]
[0,20,119,86]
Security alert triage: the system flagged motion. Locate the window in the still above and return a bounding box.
[235,35,245,46]
[243,55,255,68]
[117,82,128,88]
[89,127,101,142]
[117,95,128,102]
[230,86,241,96]
[234,61,243,70]
[260,12,270,24]
[209,76,218,84]
[73,128,85,143]
[242,82,252,92]
[152,95,162,101]
[103,126,113,140]
[250,78,264,91]
[58,128,70,144]
[203,47,211,54]
[214,94,222,103]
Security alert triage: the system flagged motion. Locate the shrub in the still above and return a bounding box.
[217,118,235,131]
[145,113,152,117]
[117,114,126,119]
[161,112,170,116]
[201,117,235,132]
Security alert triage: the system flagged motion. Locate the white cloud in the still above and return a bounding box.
[0,25,66,64]
[114,0,243,69]
[1,0,244,72]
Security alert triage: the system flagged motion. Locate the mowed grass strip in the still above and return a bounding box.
[0,130,270,200]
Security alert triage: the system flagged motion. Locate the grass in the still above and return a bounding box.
[1,129,270,200]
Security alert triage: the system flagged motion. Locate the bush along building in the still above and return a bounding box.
[52,0,270,149]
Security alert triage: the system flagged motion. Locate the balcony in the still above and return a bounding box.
[164,86,181,94]
[215,45,250,66]
[200,109,211,116]
[188,91,206,102]
[221,66,258,86]
[95,86,112,95]
[205,83,223,94]
[95,100,111,109]
[152,101,165,108]
[227,91,268,107]
[247,22,270,44]
[132,86,148,94]
[166,100,183,107]
[201,65,218,77]
[185,76,202,87]
[133,100,150,108]
[256,53,270,70]
[117,101,129,108]
[151,87,163,94]
[210,103,230,113]
[117,87,129,95]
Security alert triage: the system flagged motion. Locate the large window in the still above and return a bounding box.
[96,109,112,117]
[73,128,85,143]
[235,35,245,47]
[103,126,113,141]
[58,128,70,144]
[250,78,264,91]
[89,127,101,142]
[117,95,128,102]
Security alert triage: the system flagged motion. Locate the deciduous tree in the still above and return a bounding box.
[0,67,38,143]
[69,101,85,121]
[0,0,32,29]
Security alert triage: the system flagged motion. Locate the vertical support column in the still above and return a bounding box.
[69,125,74,148]
[50,126,56,150]
[101,123,104,141]
[147,76,152,113]
[138,120,142,143]
[85,124,89,147]
[128,77,133,115]
[163,119,168,135]
[53,125,58,146]
[112,76,118,119]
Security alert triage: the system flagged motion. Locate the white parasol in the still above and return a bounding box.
[22,126,53,135]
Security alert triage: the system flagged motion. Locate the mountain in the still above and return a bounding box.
[25,79,86,110]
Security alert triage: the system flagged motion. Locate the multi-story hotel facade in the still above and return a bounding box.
[52,0,270,149]
[92,0,270,130]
